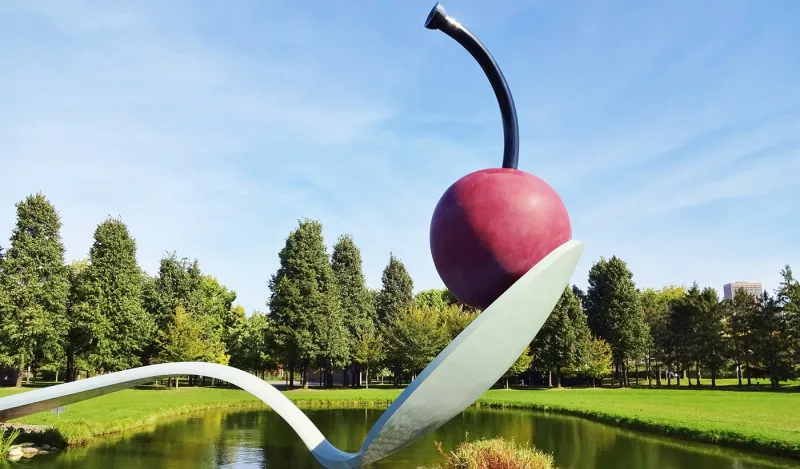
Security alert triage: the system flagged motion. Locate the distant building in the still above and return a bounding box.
[723,281,763,300]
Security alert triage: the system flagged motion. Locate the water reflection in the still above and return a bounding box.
[14,408,800,469]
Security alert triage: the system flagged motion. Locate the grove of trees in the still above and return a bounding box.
[1,193,798,391]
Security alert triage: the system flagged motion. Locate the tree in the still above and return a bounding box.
[777,266,800,367]
[353,323,385,388]
[692,287,726,387]
[415,289,449,311]
[374,254,414,385]
[585,256,649,387]
[331,234,373,387]
[155,305,225,386]
[532,287,581,387]
[750,292,795,388]
[196,275,238,348]
[0,194,69,386]
[83,217,155,372]
[502,346,533,388]
[375,254,414,324]
[440,303,478,341]
[228,311,277,376]
[723,289,757,386]
[383,304,449,380]
[63,259,96,382]
[640,286,685,386]
[583,338,613,387]
[268,219,345,389]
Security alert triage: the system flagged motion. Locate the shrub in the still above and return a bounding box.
[435,437,555,469]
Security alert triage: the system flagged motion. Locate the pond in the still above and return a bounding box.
[13,408,800,468]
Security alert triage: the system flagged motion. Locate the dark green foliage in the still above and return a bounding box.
[228,310,277,374]
[414,288,449,311]
[532,287,583,387]
[0,194,69,385]
[383,304,449,374]
[331,234,373,359]
[692,287,727,386]
[64,259,95,381]
[750,292,795,387]
[375,253,414,324]
[83,218,154,372]
[585,256,649,384]
[268,219,347,387]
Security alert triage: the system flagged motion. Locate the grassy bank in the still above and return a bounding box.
[2,385,799,460]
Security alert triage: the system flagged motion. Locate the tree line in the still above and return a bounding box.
[0,193,798,390]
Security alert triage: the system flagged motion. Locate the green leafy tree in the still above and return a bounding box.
[384,304,449,379]
[196,275,238,348]
[268,219,345,389]
[141,253,203,364]
[331,234,373,386]
[723,289,757,386]
[585,256,649,387]
[0,194,69,386]
[228,311,277,376]
[375,254,414,324]
[502,346,533,388]
[440,303,478,341]
[692,287,726,387]
[777,266,800,367]
[640,286,685,386]
[583,338,613,387]
[374,254,414,384]
[155,305,226,386]
[63,259,96,382]
[750,292,795,388]
[353,323,385,388]
[532,287,582,387]
[84,218,155,372]
[415,289,449,311]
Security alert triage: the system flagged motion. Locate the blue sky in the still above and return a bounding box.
[1,1,798,314]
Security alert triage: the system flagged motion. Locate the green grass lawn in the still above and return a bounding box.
[2,383,799,459]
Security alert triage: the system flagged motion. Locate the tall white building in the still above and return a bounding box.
[723,281,763,300]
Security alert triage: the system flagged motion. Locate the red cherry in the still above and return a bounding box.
[430,168,571,310]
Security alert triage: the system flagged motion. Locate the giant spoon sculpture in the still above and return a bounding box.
[0,4,583,468]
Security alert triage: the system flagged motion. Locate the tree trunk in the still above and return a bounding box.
[655,364,662,387]
[365,367,370,389]
[555,368,562,388]
[55,369,59,383]
[289,366,295,389]
[15,361,24,388]
[746,363,752,386]
[711,366,717,388]
[696,362,701,386]
[547,371,552,388]
[505,378,509,389]
[66,349,76,383]
[736,361,742,386]
[635,360,639,386]
[647,350,652,387]
[621,361,627,388]
[303,362,310,390]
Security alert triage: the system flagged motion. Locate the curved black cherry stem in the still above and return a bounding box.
[425,3,519,170]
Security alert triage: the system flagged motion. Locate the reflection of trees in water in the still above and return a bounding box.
[25,408,800,469]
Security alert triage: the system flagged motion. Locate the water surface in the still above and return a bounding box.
[13,408,800,468]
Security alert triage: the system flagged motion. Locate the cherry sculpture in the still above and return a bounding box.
[426,3,572,309]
